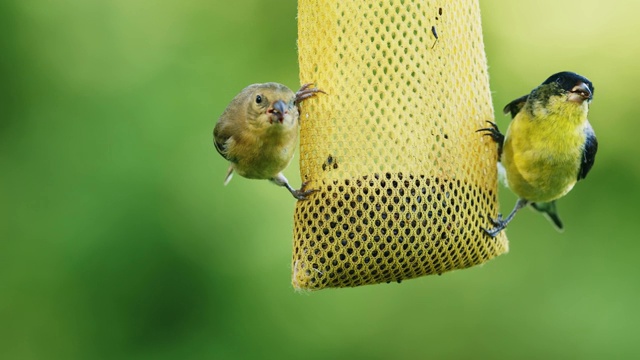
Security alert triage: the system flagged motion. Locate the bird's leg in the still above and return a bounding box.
[271,173,317,200]
[288,181,317,200]
[484,198,529,237]
[294,83,326,107]
[476,121,505,159]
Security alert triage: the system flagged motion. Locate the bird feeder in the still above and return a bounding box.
[293,0,507,290]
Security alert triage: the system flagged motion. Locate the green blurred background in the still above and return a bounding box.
[2,0,638,359]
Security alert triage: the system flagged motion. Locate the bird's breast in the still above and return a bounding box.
[502,113,587,202]
[228,124,299,180]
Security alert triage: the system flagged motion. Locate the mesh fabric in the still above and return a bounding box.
[294,0,508,290]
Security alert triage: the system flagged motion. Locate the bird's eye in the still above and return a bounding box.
[256,95,263,104]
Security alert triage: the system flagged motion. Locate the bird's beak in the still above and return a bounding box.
[568,82,592,103]
[271,100,287,123]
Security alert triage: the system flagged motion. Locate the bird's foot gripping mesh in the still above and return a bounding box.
[293,0,508,290]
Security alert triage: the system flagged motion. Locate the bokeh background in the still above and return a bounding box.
[2,0,639,359]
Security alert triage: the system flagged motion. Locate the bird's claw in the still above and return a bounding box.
[476,121,504,144]
[294,83,326,106]
[483,214,506,237]
[291,181,318,201]
[490,213,504,225]
[477,121,504,159]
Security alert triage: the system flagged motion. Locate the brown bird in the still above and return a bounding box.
[213,82,324,200]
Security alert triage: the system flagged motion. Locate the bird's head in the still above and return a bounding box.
[246,83,298,128]
[541,71,594,103]
[527,71,594,119]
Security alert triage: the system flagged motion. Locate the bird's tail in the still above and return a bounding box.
[223,165,234,186]
[530,201,564,231]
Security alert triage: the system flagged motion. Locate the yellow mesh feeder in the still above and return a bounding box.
[293,0,507,290]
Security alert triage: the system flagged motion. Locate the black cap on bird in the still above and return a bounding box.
[541,71,594,103]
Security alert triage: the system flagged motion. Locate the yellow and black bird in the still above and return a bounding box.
[478,71,598,236]
[213,83,324,200]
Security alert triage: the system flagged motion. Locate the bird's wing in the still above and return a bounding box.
[502,94,528,119]
[577,123,598,181]
[213,122,233,161]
